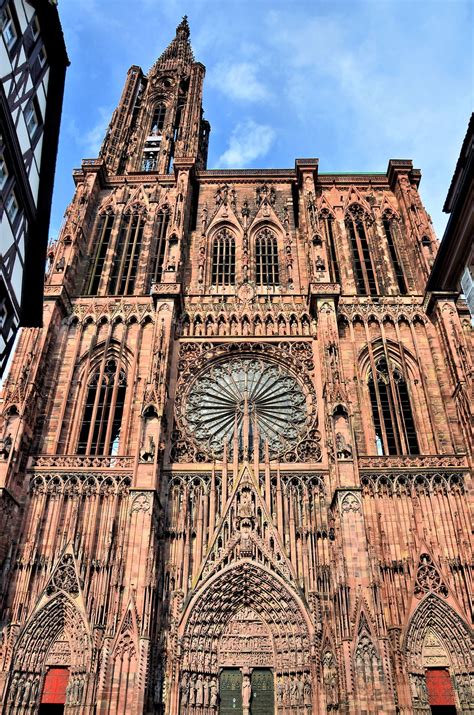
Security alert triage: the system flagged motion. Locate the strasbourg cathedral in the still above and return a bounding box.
[0,17,472,715]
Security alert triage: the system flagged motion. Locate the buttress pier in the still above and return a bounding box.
[0,17,472,715]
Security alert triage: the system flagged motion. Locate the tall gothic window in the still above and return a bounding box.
[255,228,280,286]
[382,213,407,294]
[345,204,377,295]
[108,208,145,295]
[321,210,340,283]
[211,228,235,286]
[151,207,170,283]
[86,212,115,295]
[78,358,127,455]
[150,104,166,135]
[368,356,419,455]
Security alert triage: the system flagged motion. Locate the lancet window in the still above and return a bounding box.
[255,228,280,286]
[150,104,166,135]
[85,212,115,295]
[382,212,407,293]
[141,104,166,172]
[320,210,340,283]
[77,358,126,455]
[345,204,377,295]
[211,228,235,286]
[368,356,419,455]
[151,207,170,283]
[108,208,145,295]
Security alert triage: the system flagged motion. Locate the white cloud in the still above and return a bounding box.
[217,119,276,167]
[209,61,271,102]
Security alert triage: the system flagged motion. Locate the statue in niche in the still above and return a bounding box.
[180,672,190,706]
[290,676,299,704]
[209,677,218,707]
[276,678,284,705]
[203,676,210,706]
[140,435,156,462]
[303,673,312,707]
[195,675,204,706]
[0,433,12,460]
[188,674,196,706]
[336,432,352,459]
[315,255,325,271]
[239,490,254,518]
[240,521,253,557]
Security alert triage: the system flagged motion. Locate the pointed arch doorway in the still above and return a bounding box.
[175,561,314,714]
[219,668,274,715]
[218,608,275,714]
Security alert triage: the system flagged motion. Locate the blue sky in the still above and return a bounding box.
[50,0,473,239]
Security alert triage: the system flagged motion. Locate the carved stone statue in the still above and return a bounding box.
[0,433,12,460]
[336,432,352,459]
[195,674,203,706]
[180,672,189,707]
[140,435,156,462]
[315,255,325,271]
[209,677,218,707]
[242,673,251,712]
[303,672,312,707]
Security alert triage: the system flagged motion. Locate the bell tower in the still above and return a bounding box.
[100,16,210,176]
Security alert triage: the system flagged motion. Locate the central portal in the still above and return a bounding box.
[219,668,274,714]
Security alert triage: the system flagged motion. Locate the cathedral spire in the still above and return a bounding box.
[149,16,195,75]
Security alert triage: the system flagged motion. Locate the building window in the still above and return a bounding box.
[108,209,145,295]
[85,212,115,295]
[321,211,340,283]
[0,6,18,49]
[0,155,8,190]
[150,104,166,135]
[255,227,279,286]
[345,204,377,295]
[151,207,170,283]
[5,190,19,223]
[211,228,235,286]
[77,358,127,456]
[382,213,407,294]
[25,100,41,140]
[368,356,419,455]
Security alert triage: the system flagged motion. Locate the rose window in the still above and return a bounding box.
[183,357,308,458]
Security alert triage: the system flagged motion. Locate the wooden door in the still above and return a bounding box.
[220,668,243,714]
[251,669,274,714]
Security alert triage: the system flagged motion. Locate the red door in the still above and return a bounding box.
[425,668,456,713]
[41,667,70,704]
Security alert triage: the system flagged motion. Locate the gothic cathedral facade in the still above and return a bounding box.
[0,17,472,715]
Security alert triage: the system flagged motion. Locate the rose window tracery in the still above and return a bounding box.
[183,357,308,458]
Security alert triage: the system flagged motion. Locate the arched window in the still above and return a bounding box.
[320,209,339,283]
[255,228,279,286]
[151,207,170,283]
[150,104,166,135]
[345,204,377,295]
[78,358,127,455]
[108,208,145,295]
[368,356,419,455]
[85,212,115,295]
[211,228,235,286]
[382,212,407,294]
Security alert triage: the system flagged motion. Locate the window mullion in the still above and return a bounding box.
[116,216,133,294]
[124,216,142,294]
[103,366,122,454]
[85,354,109,454]
[366,339,390,454]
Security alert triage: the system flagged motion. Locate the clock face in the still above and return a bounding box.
[183,356,308,458]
